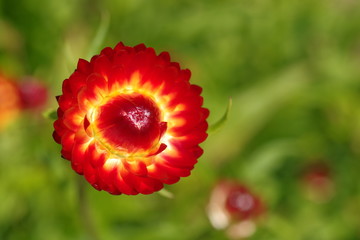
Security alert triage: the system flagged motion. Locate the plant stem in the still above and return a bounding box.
[78,177,100,240]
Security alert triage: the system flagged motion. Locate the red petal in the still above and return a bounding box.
[77,87,93,112]
[69,71,87,94]
[83,161,98,186]
[114,42,125,51]
[57,108,64,118]
[114,167,138,195]
[122,159,148,176]
[86,73,108,98]
[107,66,129,93]
[171,122,208,146]
[86,142,107,168]
[61,131,75,154]
[168,110,206,135]
[159,51,170,62]
[160,148,198,169]
[121,169,163,194]
[52,131,61,144]
[100,47,114,60]
[134,43,146,52]
[77,58,92,74]
[98,159,121,195]
[63,106,84,131]
[154,160,192,178]
[93,55,112,78]
[146,160,181,184]
[71,129,93,174]
[53,119,67,138]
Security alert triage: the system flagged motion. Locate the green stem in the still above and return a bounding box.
[78,177,100,240]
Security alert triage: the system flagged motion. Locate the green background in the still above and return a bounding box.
[1,0,360,239]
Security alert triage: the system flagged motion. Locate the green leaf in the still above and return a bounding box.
[42,109,57,120]
[86,11,111,60]
[207,97,232,134]
[157,188,174,199]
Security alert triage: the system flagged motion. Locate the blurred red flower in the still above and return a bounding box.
[18,77,48,110]
[207,180,265,239]
[0,73,21,130]
[53,42,209,195]
[225,184,264,220]
[301,162,334,203]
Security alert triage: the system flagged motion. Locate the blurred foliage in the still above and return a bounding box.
[1,0,360,239]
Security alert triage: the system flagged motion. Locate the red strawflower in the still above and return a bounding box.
[0,73,21,130]
[208,180,265,229]
[53,42,209,195]
[207,180,265,239]
[207,180,265,238]
[225,184,264,220]
[18,77,48,110]
[301,162,334,203]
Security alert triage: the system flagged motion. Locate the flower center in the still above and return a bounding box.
[94,93,166,155]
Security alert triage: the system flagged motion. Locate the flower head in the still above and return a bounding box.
[207,180,265,239]
[301,162,334,203]
[18,77,48,110]
[0,73,21,130]
[53,42,209,195]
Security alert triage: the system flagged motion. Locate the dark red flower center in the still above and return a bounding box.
[225,187,262,219]
[94,93,166,155]
[227,190,254,213]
